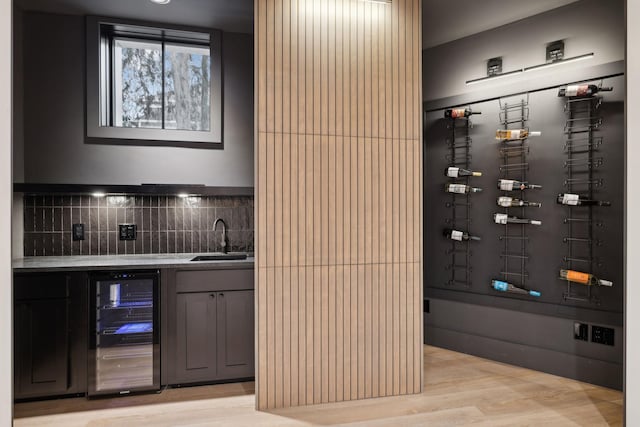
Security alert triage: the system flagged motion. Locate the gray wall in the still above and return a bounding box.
[422,0,625,102]
[422,0,625,389]
[13,7,24,184]
[13,8,24,258]
[19,12,254,187]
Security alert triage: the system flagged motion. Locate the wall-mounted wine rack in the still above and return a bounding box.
[497,95,531,291]
[444,112,473,288]
[561,88,606,304]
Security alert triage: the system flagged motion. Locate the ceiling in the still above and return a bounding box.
[422,0,581,49]
[14,0,255,34]
[16,0,581,47]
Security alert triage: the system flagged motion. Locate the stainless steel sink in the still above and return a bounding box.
[190,253,248,261]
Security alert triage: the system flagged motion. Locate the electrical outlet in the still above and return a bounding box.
[72,223,85,241]
[591,325,615,346]
[574,322,588,341]
[119,224,137,241]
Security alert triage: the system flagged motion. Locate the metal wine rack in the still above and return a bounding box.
[561,87,607,304]
[444,111,473,288]
[497,95,531,291]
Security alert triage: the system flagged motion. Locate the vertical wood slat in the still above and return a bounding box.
[256,0,422,410]
[255,2,264,410]
[414,0,423,396]
[379,138,387,396]
[305,0,313,135]
[313,265,321,404]
[258,267,268,409]
[305,265,313,405]
[274,266,283,408]
[290,0,298,136]
[283,0,291,136]
[275,0,283,135]
[328,135,337,403]
[328,0,336,137]
[398,0,406,141]
[349,0,358,138]
[297,0,306,134]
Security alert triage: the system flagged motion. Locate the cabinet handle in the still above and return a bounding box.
[210,293,216,298]
[219,293,224,298]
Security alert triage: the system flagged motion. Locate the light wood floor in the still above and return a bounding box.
[14,345,623,426]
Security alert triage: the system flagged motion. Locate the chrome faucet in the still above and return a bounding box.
[213,218,228,253]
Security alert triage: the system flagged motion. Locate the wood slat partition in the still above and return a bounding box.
[255,0,422,410]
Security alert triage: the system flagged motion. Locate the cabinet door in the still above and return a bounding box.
[216,290,255,379]
[14,298,69,398]
[175,292,217,383]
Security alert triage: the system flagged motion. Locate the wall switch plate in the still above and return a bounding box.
[487,57,502,76]
[574,322,588,341]
[546,40,565,62]
[119,224,137,241]
[72,223,85,241]
[591,325,615,346]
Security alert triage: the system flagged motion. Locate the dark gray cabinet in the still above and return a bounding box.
[216,290,254,379]
[175,292,218,383]
[169,268,254,385]
[14,273,87,400]
[15,296,69,397]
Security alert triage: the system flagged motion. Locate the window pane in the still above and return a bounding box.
[164,43,211,131]
[114,39,163,129]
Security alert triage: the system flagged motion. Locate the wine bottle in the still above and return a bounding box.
[443,228,481,242]
[444,184,483,194]
[497,197,542,208]
[495,129,541,140]
[494,213,542,226]
[498,179,542,191]
[444,167,482,178]
[558,84,613,98]
[491,280,541,297]
[559,269,613,287]
[444,108,481,119]
[556,193,611,207]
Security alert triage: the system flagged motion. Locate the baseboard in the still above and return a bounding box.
[425,324,623,390]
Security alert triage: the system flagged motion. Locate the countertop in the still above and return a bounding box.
[12,253,255,272]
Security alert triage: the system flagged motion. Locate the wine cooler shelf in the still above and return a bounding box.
[437,83,616,306]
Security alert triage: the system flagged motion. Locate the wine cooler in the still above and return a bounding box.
[88,270,160,397]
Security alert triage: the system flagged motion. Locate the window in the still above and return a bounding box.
[86,17,222,147]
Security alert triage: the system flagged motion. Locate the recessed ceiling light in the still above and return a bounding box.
[150,0,171,4]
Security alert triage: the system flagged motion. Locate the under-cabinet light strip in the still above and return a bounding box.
[523,53,595,72]
[465,52,595,85]
[465,69,524,85]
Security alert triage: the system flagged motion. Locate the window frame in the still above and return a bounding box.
[86,16,223,148]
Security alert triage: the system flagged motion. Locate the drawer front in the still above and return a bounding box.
[176,269,254,293]
[14,274,69,300]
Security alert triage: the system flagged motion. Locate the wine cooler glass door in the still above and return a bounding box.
[88,271,160,396]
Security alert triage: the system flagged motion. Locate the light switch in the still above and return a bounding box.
[72,223,85,241]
